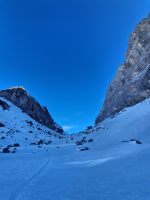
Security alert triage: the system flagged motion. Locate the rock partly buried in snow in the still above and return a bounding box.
[122,139,142,144]
[0,87,63,133]
[96,14,150,124]
[0,99,9,110]
[0,122,5,127]
[2,147,10,153]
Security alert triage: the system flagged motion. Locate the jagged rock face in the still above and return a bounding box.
[96,14,150,124]
[0,87,63,133]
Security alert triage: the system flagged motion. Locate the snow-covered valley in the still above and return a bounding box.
[1,4,150,200]
[1,96,150,200]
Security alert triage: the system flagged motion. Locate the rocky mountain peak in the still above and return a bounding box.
[96,13,150,124]
[0,86,63,133]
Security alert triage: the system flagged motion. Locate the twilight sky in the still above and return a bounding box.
[0,0,150,133]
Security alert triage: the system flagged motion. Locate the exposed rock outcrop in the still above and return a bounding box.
[0,99,9,110]
[0,87,63,133]
[96,14,150,124]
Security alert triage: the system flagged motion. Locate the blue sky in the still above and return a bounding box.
[0,0,150,133]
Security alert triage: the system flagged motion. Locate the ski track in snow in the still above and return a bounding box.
[2,95,150,199]
[9,153,53,200]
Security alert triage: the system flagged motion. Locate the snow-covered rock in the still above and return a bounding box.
[0,87,63,133]
[0,97,67,150]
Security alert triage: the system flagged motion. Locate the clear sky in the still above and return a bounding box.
[0,0,150,133]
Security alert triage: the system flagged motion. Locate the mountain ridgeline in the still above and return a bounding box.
[1,15,150,133]
[0,87,63,133]
[96,14,150,124]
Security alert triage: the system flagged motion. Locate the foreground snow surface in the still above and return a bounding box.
[1,99,150,200]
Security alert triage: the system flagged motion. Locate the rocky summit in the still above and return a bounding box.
[0,87,63,133]
[96,14,150,124]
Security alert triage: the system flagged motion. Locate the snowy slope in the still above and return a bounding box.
[0,97,68,151]
[1,98,150,199]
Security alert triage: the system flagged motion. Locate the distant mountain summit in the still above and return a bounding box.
[0,86,63,133]
[96,14,150,124]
